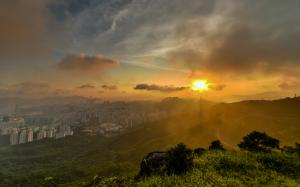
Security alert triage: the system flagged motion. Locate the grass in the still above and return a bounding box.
[89,151,300,187]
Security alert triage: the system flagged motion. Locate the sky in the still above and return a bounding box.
[1,0,300,101]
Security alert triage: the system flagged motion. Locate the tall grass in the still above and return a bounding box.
[91,151,300,187]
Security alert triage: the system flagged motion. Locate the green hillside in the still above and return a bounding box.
[88,151,300,187]
[0,113,217,186]
[1,97,300,186]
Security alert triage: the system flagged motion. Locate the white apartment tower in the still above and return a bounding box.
[27,128,33,142]
[19,129,27,144]
[10,128,19,145]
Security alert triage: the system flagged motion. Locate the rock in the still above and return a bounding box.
[136,151,167,178]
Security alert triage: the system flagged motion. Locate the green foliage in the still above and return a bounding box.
[282,143,300,156]
[238,131,280,152]
[193,147,206,155]
[208,140,225,151]
[42,176,58,187]
[86,176,133,187]
[165,143,193,175]
[132,151,300,187]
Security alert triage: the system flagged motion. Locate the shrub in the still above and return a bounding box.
[238,131,279,152]
[209,140,225,151]
[165,143,193,175]
[282,143,300,156]
[193,148,206,155]
[42,177,58,187]
[258,154,300,179]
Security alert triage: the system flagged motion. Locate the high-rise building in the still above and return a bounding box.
[27,128,33,142]
[37,129,46,140]
[19,129,27,144]
[55,125,73,139]
[46,128,54,138]
[9,128,19,145]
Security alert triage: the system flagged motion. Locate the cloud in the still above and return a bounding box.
[134,84,188,92]
[205,25,300,74]
[0,82,51,97]
[168,49,203,71]
[57,53,119,73]
[47,0,215,57]
[279,81,300,90]
[101,85,117,90]
[0,0,55,61]
[210,84,226,91]
[0,82,75,98]
[166,1,300,76]
[76,84,96,89]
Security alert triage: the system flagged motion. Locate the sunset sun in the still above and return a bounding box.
[191,80,209,92]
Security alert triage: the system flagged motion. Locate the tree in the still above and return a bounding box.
[165,143,193,175]
[238,131,280,152]
[193,147,206,155]
[209,140,225,151]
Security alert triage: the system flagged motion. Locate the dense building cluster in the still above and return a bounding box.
[0,116,73,145]
[0,98,188,145]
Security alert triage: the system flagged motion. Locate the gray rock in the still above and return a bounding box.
[137,151,167,178]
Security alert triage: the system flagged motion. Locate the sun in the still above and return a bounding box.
[191,80,209,92]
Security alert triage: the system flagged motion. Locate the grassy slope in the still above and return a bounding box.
[1,97,300,186]
[0,113,217,186]
[94,151,300,187]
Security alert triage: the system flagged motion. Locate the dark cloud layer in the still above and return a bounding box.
[279,81,300,90]
[210,84,226,91]
[76,84,96,89]
[134,84,188,93]
[168,0,300,76]
[101,85,117,90]
[57,54,119,73]
[206,25,300,74]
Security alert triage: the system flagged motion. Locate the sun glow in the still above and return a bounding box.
[191,80,209,92]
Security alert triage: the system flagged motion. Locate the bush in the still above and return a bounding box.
[209,140,225,151]
[165,143,193,175]
[258,154,300,179]
[193,148,206,155]
[42,177,58,187]
[282,143,300,156]
[238,131,279,152]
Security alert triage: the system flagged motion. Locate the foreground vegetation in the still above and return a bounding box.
[84,131,300,187]
[86,150,300,187]
[1,125,300,186]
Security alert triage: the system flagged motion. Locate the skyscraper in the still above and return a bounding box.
[9,128,18,145]
[19,129,27,144]
[27,128,33,142]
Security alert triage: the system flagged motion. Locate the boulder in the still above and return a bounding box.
[136,151,167,178]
